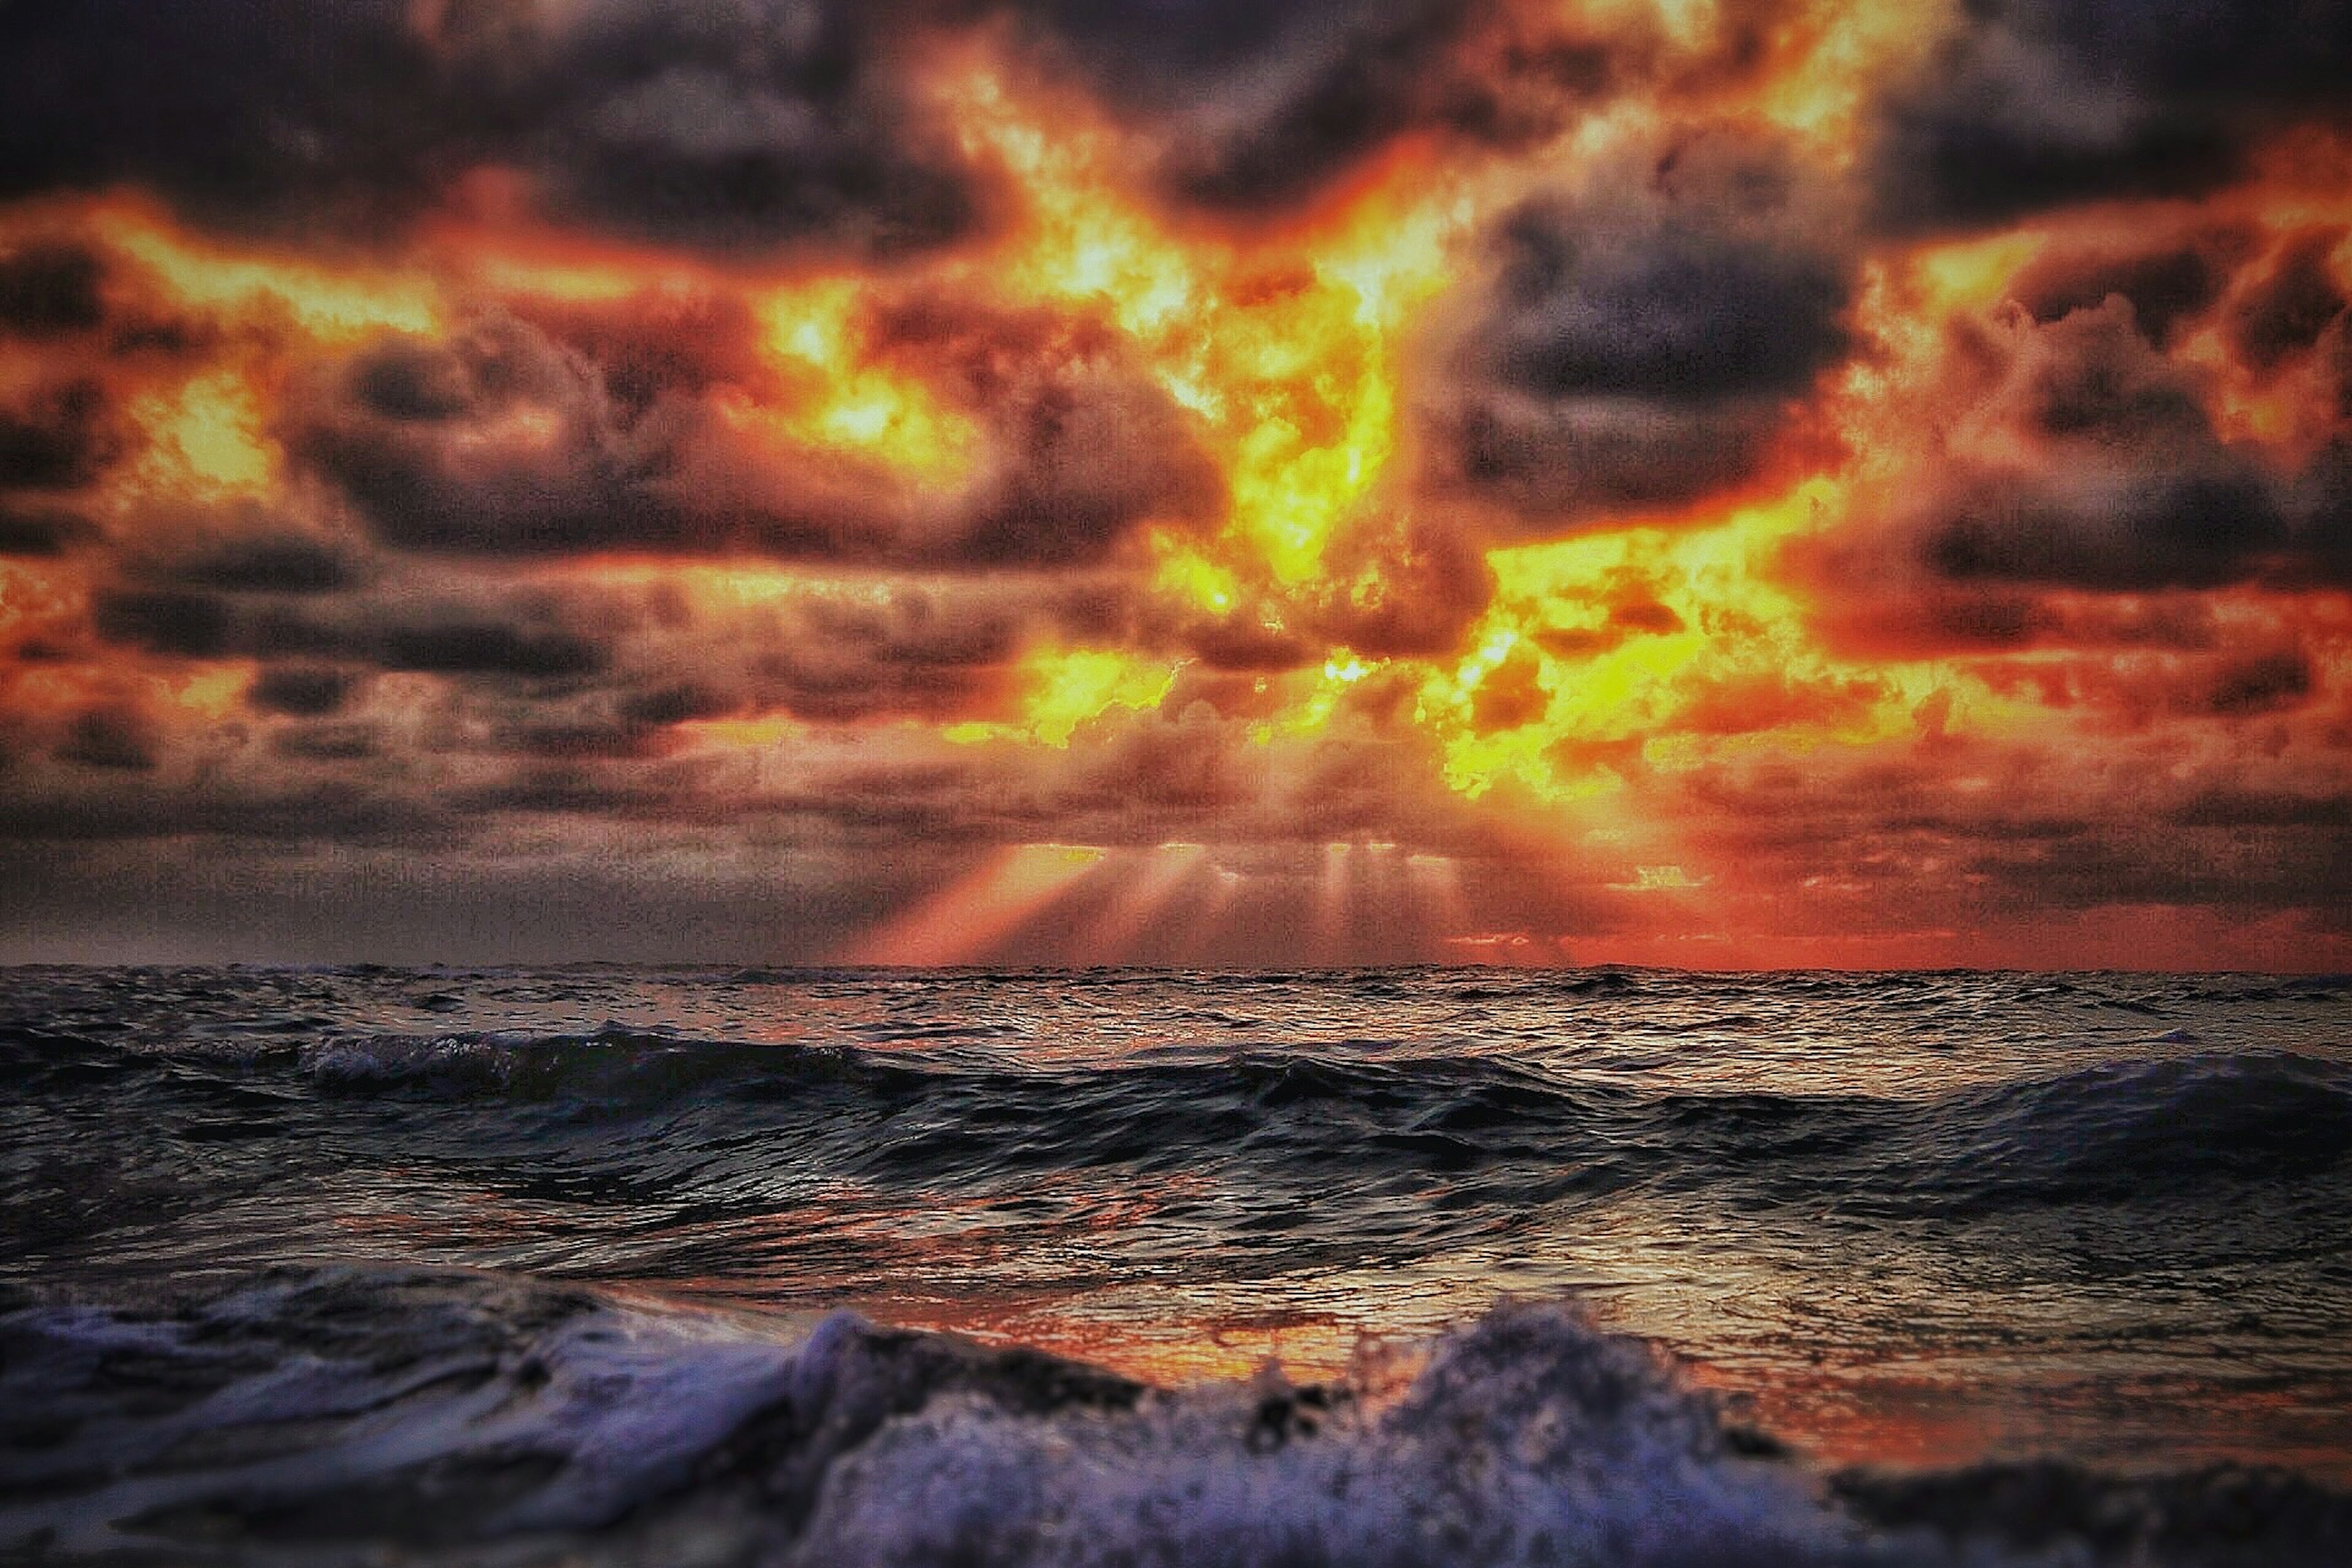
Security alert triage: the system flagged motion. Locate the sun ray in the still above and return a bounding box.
[843,843,1108,966]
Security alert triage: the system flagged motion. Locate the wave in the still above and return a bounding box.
[1906,1052,2352,1208]
[6,1265,2345,1566]
[9,1027,2350,1218]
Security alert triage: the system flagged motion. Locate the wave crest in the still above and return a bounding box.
[9,1267,2347,1566]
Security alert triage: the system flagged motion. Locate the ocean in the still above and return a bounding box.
[2,965,2348,1565]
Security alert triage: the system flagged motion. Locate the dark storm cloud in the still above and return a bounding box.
[2005,225,2255,347]
[1437,394,1793,524]
[1427,129,1857,530]
[2202,647,2314,715]
[1677,739,2352,922]
[1174,614,1319,673]
[441,763,677,817]
[1958,639,2320,726]
[619,682,739,729]
[1866,0,2352,235]
[1477,195,1850,403]
[506,287,777,418]
[0,0,1806,252]
[0,0,986,259]
[1,0,1632,244]
[1802,586,2050,658]
[0,242,105,338]
[1922,469,2288,590]
[488,1,983,258]
[763,760,1011,845]
[291,303,1217,568]
[287,314,715,558]
[1992,302,2207,443]
[0,379,115,490]
[246,668,361,718]
[1005,0,1808,218]
[2171,782,2352,830]
[481,717,686,763]
[745,589,1023,721]
[0,833,893,963]
[1802,577,2273,661]
[1008,0,1603,213]
[1901,301,2342,592]
[139,531,363,595]
[0,502,98,557]
[339,615,611,680]
[2286,438,2352,586]
[2230,228,2349,373]
[0,2,442,242]
[86,590,236,662]
[270,722,382,762]
[862,295,1225,566]
[1063,701,1259,814]
[1305,511,1496,657]
[75,500,1093,745]
[92,586,609,681]
[55,707,160,772]
[1804,285,2352,659]
[0,770,446,846]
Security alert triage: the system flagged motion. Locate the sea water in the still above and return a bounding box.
[3,965,2348,1564]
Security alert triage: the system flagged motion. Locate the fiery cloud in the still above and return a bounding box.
[1,0,2347,967]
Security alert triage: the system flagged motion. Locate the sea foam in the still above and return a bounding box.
[8,1266,2345,1565]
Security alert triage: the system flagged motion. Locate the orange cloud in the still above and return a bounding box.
[1,2,2348,967]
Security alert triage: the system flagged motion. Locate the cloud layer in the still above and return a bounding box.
[0,0,2347,967]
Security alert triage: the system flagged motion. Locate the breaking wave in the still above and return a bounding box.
[7,1266,2346,1566]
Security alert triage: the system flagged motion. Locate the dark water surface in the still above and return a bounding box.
[4,965,2349,1564]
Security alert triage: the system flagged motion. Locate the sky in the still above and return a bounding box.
[0,0,2347,969]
